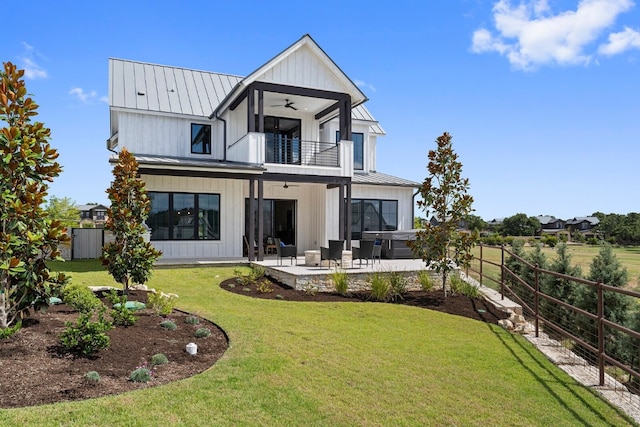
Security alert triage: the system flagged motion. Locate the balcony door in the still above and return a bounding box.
[258,116,301,164]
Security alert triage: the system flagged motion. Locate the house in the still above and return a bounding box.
[566,216,600,239]
[77,204,108,228]
[107,34,419,260]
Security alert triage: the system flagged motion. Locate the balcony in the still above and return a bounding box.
[265,135,339,167]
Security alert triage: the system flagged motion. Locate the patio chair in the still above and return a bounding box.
[243,235,259,258]
[320,239,344,268]
[372,239,382,263]
[353,239,376,267]
[274,238,297,266]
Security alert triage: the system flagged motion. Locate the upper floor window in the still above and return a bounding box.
[337,131,364,170]
[191,123,211,154]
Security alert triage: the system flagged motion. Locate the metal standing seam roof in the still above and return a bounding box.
[108,58,384,133]
[352,171,420,188]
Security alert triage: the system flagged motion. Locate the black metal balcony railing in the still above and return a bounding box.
[265,136,339,167]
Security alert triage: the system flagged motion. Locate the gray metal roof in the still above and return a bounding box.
[109,59,243,116]
[109,58,383,132]
[352,171,420,188]
[113,153,265,173]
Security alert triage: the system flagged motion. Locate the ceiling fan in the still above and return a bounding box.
[271,99,297,110]
[283,181,299,189]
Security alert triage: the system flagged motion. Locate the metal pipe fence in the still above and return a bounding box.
[469,244,640,407]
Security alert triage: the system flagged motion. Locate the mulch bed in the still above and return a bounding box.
[220,276,510,324]
[0,290,227,409]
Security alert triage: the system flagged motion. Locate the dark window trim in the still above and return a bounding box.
[191,123,211,155]
[148,191,221,241]
[349,198,398,240]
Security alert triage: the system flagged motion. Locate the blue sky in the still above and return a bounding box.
[3,0,639,221]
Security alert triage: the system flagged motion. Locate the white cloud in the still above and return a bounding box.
[69,87,98,103]
[471,0,636,70]
[20,42,48,79]
[354,79,377,92]
[599,26,640,54]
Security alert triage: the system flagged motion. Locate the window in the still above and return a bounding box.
[95,210,105,220]
[350,199,397,240]
[337,131,364,170]
[191,123,211,154]
[148,192,220,240]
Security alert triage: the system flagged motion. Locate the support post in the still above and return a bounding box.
[248,178,255,261]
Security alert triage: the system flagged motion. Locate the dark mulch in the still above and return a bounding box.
[0,290,228,409]
[220,276,510,324]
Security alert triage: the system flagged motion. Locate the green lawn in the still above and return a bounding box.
[0,261,634,426]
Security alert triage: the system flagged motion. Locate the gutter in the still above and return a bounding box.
[213,111,227,161]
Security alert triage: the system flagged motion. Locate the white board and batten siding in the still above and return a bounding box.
[118,112,224,160]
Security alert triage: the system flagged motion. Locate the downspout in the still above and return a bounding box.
[412,189,420,229]
[214,111,228,161]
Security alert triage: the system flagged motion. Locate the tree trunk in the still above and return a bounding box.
[0,292,8,329]
[442,271,448,298]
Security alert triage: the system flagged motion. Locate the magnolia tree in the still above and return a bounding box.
[0,62,69,331]
[409,132,475,297]
[101,148,161,291]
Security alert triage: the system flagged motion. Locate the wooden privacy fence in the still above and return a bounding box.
[469,244,640,396]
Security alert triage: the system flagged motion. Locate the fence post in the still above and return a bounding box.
[479,244,483,286]
[534,264,540,338]
[500,245,505,301]
[598,282,605,386]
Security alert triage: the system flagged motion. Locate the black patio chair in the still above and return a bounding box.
[274,238,297,266]
[353,239,376,267]
[320,239,344,268]
[372,239,382,263]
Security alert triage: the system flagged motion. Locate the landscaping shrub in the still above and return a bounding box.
[332,270,349,295]
[84,371,101,383]
[150,353,169,366]
[388,271,407,301]
[147,290,178,316]
[107,289,138,326]
[60,306,113,356]
[185,315,200,325]
[256,279,273,293]
[195,327,211,338]
[160,319,177,330]
[61,284,103,314]
[249,265,266,281]
[449,275,479,298]
[130,364,153,383]
[0,322,21,339]
[418,270,434,291]
[369,272,390,301]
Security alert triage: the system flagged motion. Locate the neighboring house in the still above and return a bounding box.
[536,215,566,235]
[77,204,108,228]
[566,217,600,238]
[487,218,503,229]
[428,215,468,230]
[107,34,419,260]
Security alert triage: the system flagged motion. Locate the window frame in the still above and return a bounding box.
[336,131,364,171]
[191,123,211,155]
[148,192,221,241]
[349,198,398,240]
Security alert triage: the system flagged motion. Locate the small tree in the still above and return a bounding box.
[101,148,161,292]
[409,132,475,297]
[46,196,79,228]
[541,242,582,334]
[0,62,69,330]
[573,244,631,361]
